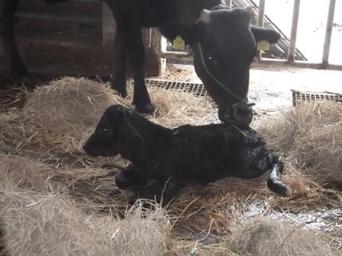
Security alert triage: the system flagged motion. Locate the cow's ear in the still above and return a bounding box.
[198,9,211,24]
[251,26,281,44]
[183,9,212,44]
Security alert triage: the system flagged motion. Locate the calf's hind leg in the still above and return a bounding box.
[237,145,290,196]
[266,155,291,196]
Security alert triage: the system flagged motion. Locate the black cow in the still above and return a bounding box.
[83,105,290,202]
[0,0,280,124]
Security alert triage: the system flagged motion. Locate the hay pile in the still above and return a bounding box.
[21,77,127,152]
[148,88,216,127]
[0,154,51,192]
[229,217,337,256]
[0,189,171,256]
[0,153,171,256]
[0,112,25,153]
[257,102,342,187]
[0,77,125,153]
[0,77,216,154]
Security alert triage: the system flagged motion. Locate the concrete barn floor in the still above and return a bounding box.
[161,64,342,113]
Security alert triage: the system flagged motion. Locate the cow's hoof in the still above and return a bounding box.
[111,82,127,97]
[112,87,127,98]
[135,102,155,114]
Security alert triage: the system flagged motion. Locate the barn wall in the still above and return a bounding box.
[0,0,162,77]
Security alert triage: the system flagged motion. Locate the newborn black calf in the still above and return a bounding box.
[84,105,290,202]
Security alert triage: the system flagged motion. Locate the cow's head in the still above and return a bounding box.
[190,7,280,124]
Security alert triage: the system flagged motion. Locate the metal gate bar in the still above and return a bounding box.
[162,0,342,70]
[322,0,336,68]
[258,0,341,70]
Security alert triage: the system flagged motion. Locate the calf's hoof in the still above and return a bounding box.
[135,102,155,114]
[267,180,292,197]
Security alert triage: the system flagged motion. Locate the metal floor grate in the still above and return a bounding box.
[292,90,342,106]
[146,79,207,97]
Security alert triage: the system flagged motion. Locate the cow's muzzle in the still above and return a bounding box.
[219,101,255,127]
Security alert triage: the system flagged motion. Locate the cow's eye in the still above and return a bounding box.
[102,128,110,134]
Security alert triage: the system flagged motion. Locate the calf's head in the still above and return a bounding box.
[191,7,280,123]
[83,105,126,157]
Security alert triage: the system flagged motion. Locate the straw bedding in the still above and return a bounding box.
[257,102,342,187]
[0,77,341,255]
[0,188,171,256]
[229,217,337,256]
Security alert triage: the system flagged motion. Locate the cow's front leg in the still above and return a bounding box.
[1,0,29,77]
[111,27,127,97]
[124,26,154,113]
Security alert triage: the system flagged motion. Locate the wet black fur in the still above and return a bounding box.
[84,105,290,202]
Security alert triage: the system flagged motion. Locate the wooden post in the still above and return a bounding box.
[102,2,116,50]
[288,0,301,63]
[322,0,336,68]
[144,28,165,77]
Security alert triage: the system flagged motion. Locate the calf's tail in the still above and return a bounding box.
[267,156,291,197]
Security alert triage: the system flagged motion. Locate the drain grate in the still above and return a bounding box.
[292,90,342,106]
[146,79,207,97]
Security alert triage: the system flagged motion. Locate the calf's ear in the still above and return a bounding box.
[117,113,145,142]
[251,26,281,44]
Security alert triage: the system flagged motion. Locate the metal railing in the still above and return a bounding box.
[161,0,341,70]
[257,0,341,70]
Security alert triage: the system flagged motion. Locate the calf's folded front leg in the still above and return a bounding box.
[114,164,147,190]
[136,177,181,203]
